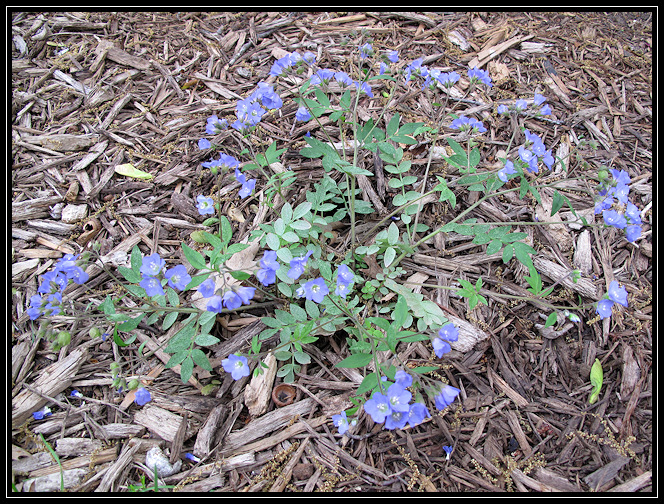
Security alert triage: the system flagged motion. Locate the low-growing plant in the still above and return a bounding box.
[24,36,645,434]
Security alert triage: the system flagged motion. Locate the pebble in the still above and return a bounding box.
[61,204,88,223]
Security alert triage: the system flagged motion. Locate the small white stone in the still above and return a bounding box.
[145,446,182,477]
[61,204,88,223]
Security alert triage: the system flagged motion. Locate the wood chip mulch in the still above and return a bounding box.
[11,11,652,493]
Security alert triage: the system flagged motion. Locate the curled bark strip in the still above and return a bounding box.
[272,383,296,407]
[77,217,101,246]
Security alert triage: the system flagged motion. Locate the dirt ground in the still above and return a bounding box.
[11,11,652,493]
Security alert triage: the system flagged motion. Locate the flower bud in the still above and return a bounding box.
[190,231,207,244]
[127,379,140,390]
[89,327,102,339]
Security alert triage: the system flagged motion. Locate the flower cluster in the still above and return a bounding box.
[450,115,487,134]
[432,322,459,358]
[497,93,551,117]
[497,127,555,182]
[138,252,192,297]
[197,276,256,313]
[596,280,629,319]
[595,169,642,243]
[363,370,438,430]
[27,254,89,320]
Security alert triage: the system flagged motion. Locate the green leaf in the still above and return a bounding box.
[220,216,233,249]
[544,312,558,328]
[356,372,379,395]
[447,138,466,158]
[181,242,206,270]
[387,113,400,137]
[383,247,396,268]
[117,314,144,332]
[589,358,603,404]
[118,265,141,283]
[191,348,213,371]
[194,333,220,346]
[469,147,481,168]
[551,190,565,217]
[336,353,372,368]
[393,294,409,329]
[165,350,188,369]
[486,239,503,255]
[130,245,142,274]
[163,311,178,331]
[266,233,280,250]
[180,356,194,383]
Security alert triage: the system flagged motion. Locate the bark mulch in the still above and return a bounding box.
[11,11,652,493]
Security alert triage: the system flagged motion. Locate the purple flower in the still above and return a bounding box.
[140,275,165,297]
[256,250,280,286]
[295,106,311,122]
[533,93,547,106]
[134,387,152,406]
[197,278,216,298]
[288,250,313,279]
[395,370,413,388]
[625,202,642,225]
[252,82,283,110]
[384,409,409,430]
[332,410,350,435]
[222,287,255,310]
[387,383,412,413]
[610,169,631,186]
[467,67,492,87]
[438,323,459,342]
[625,225,642,243]
[603,209,627,229]
[206,295,223,313]
[607,280,628,307]
[32,406,52,420]
[539,104,552,116]
[140,253,165,277]
[164,264,191,291]
[596,298,614,319]
[334,264,354,298]
[364,392,392,423]
[302,277,329,303]
[206,115,227,135]
[196,195,215,215]
[222,354,251,380]
[433,338,451,358]
[407,402,431,428]
[433,384,461,411]
[498,159,517,182]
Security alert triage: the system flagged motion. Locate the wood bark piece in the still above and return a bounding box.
[21,468,89,492]
[446,313,490,353]
[244,353,278,417]
[193,403,227,459]
[221,397,316,455]
[533,256,600,300]
[133,405,185,443]
[12,346,88,428]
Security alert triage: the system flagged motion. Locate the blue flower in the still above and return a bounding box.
[134,387,152,406]
[140,275,165,297]
[438,323,459,342]
[332,410,350,435]
[252,82,283,110]
[206,295,223,313]
[607,280,628,307]
[439,71,460,88]
[387,50,399,63]
[197,278,216,298]
[334,71,354,86]
[206,115,228,135]
[164,264,191,291]
[32,406,52,420]
[359,43,373,59]
[256,250,280,286]
[222,354,251,380]
[498,159,517,182]
[310,68,335,86]
[467,67,492,87]
[603,209,627,229]
[407,402,431,428]
[354,81,373,98]
[198,138,211,150]
[596,298,614,319]
[27,294,44,320]
[387,383,412,413]
[140,253,165,277]
[302,51,316,65]
[404,57,428,82]
[364,392,392,423]
[288,250,313,279]
[515,99,528,111]
[269,54,293,76]
[185,453,201,463]
[625,202,642,225]
[443,445,453,460]
[38,270,67,294]
[70,390,84,398]
[302,277,329,304]
[625,225,642,243]
[394,369,412,388]
[450,115,486,133]
[433,337,451,358]
[222,286,256,310]
[533,93,547,106]
[334,264,354,298]
[196,195,215,215]
[539,104,552,116]
[384,409,409,430]
[295,106,311,122]
[238,178,256,199]
[497,103,509,115]
[432,384,461,411]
